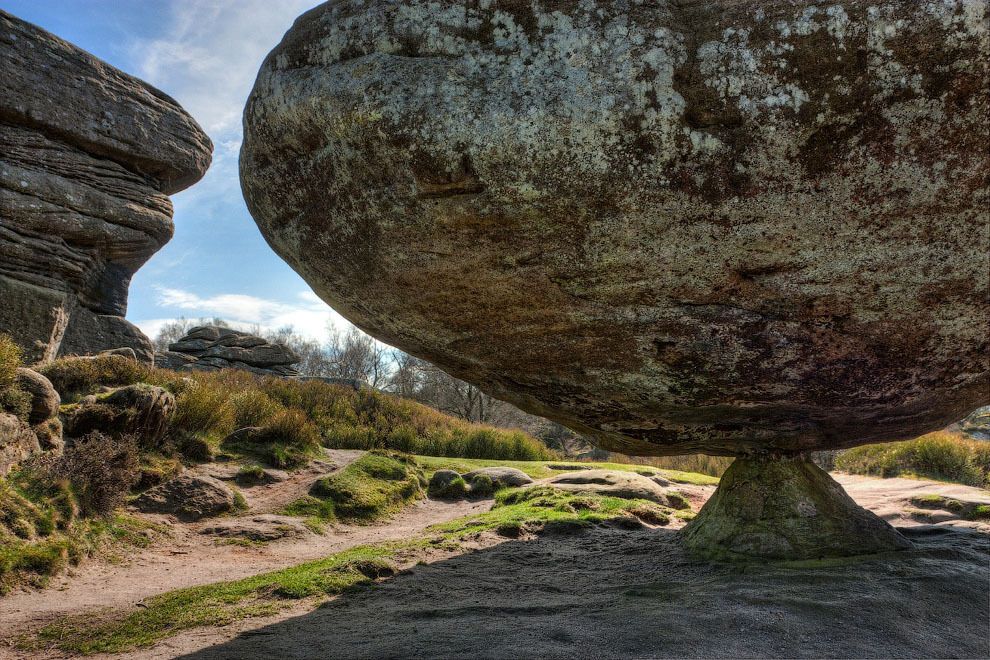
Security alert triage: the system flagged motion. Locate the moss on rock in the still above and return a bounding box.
[683,456,911,560]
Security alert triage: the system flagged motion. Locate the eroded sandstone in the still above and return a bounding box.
[0,10,212,363]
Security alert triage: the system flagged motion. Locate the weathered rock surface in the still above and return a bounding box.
[0,412,40,477]
[952,406,990,441]
[463,467,534,490]
[65,384,176,448]
[155,326,300,377]
[242,0,989,457]
[14,368,59,425]
[0,10,212,364]
[134,474,237,521]
[684,457,911,560]
[201,514,312,542]
[547,470,681,507]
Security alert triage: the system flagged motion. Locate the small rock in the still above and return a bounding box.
[201,515,311,541]
[134,474,236,521]
[463,467,534,489]
[428,470,468,499]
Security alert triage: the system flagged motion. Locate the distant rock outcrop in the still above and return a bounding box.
[0,10,212,364]
[155,326,300,377]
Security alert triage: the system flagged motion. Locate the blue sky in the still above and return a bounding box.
[1,0,355,342]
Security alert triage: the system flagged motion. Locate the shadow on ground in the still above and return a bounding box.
[182,525,990,659]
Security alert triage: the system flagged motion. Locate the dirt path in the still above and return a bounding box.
[0,451,490,639]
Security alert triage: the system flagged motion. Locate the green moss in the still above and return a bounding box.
[231,490,249,513]
[293,451,424,523]
[428,475,469,499]
[235,465,267,485]
[432,485,672,538]
[908,494,990,521]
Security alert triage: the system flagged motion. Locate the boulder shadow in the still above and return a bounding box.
[181,525,990,659]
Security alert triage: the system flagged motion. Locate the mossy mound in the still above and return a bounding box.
[306,451,425,522]
[683,456,911,560]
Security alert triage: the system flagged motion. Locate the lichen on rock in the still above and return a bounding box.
[241,0,989,458]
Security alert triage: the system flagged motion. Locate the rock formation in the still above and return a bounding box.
[241,1,988,557]
[155,326,301,377]
[0,10,212,364]
[683,456,911,559]
[1,362,62,476]
[242,0,988,456]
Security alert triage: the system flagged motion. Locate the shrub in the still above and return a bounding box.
[836,432,990,487]
[0,334,21,390]
[38,355,147,398]
[235,465,266,485]
[0,386,32,421]
[33,432,140,517]
[230,390,281,428]
[172,381,236,438]
[176,434,215,463]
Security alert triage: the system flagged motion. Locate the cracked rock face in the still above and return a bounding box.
[0,10,212,364]
[241,1,989,456]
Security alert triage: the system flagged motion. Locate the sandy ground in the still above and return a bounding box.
[2,467,988,659]
[0,451,490,638]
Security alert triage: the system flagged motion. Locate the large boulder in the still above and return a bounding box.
[155,326,300,377]
[241,1,989,457]
[0,10,211,364]
[15,368,60,425]
[65,384,176,448]
[134,474,237,521]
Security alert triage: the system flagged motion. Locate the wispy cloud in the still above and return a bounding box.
[132,0,315,138]
[134,287,354,342]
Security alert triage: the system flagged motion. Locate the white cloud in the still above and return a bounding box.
[133,0,316,137]
[135,287,355,342]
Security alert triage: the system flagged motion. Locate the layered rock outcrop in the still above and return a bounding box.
[0,10,212,364]
[242,0,989,458]
[155,326,300,377]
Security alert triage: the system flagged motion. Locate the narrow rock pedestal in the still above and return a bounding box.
[683,456,911,560]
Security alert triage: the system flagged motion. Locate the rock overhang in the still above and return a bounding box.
[241,0,989,457]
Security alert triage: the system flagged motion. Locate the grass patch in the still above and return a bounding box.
[835,432,990,487]
[37,355,148,400]
[35,541,423,654]
[413,455,720,486]
[430,485,673,538]
[287,451,425,523]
